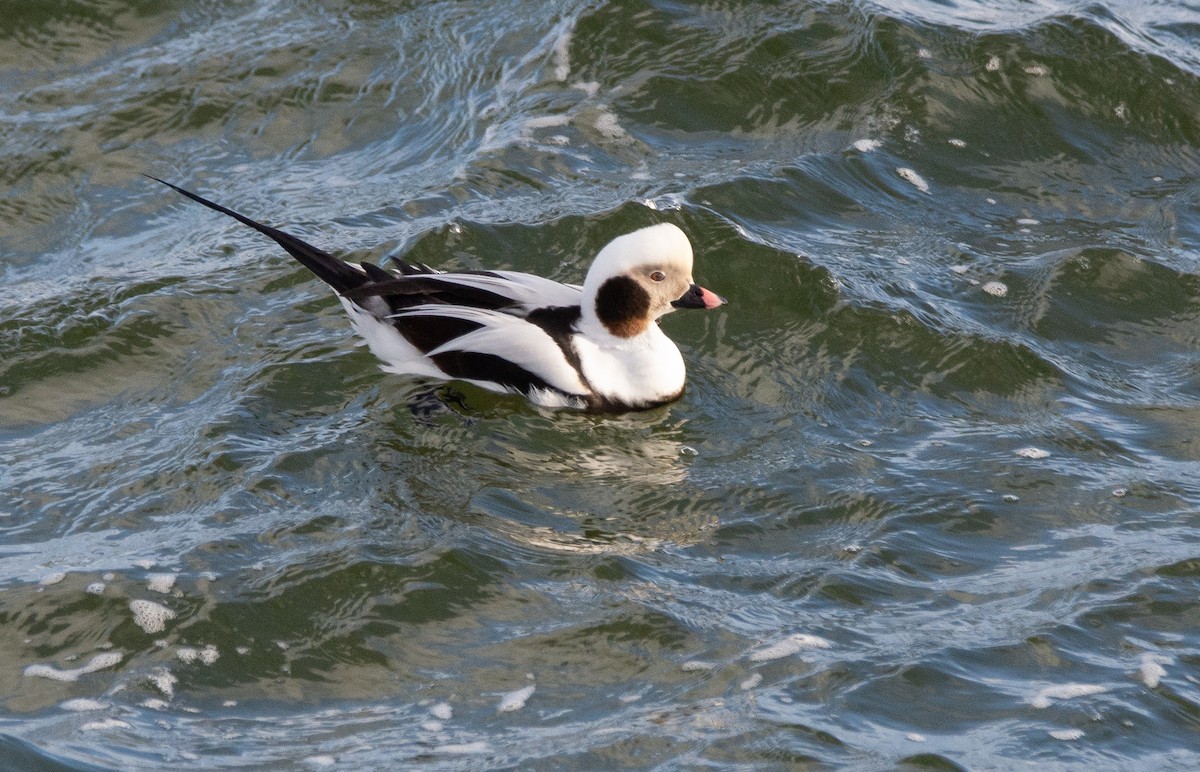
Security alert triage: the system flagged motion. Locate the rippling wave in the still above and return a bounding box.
[3,0,1200,768]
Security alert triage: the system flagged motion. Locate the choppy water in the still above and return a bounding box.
[3,0,1200,768]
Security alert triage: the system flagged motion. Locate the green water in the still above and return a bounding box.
[3,0,1200,768]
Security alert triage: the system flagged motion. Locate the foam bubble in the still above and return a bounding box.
[60,698,108,712]
[421,721,443,732]
[200,645,219,665]
[552,30,571,81]
[130,600,176,634]
[594,110,627,141]
[740,673,763,691]
[497,684,536,713]
[430,702,453,721]
[25,652,123,682]
[304,756,336,767]
[896,167,930,193]
[681,660,717,672]
[948,138,966,148]
[1049,728,1084,740]
[39,572,67,586]
[572,81,600,98]
[1029,683,1106,708]
[907,733,927,742]
[853,139,882,153]
[147,573,177,594]
[149,668,177,697]
[1139,654,1168,688]
[176,647,198,664]
[982,281,1008,297]
[435,742,490,754]
[1017,447,1050,459]
[749,633,832,662]
[141,698,169,710]
[1024,64,1048,76]
[1016,218,1040,226]
[86,582,106,595]
[82,718,132,731]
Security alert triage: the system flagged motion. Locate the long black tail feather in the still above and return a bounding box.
[146,175,368,294]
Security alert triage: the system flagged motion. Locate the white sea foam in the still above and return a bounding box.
[1029,683,1106,708]
[1049,728,1084,740]
[430,702,453,721]
[86,582,106,595]
[130,599,176,634]
[572,81,600,98]
[948,138,966,148]
[852,139,881,153]
[39,571,67,586]
[149,668,177,697]
[986,55,1001,71]
[497,684,536,713]
[594,109,628,140]
[435,742,490,754]
[749,633,832,662]
[1139,653,1168,688]
[1017,447,1050,459]
[553,30,571,81]
[681,660,717,672]
[60,698,108,712]
[740,673,763,691]
[896,167,930,193]
[25,651,123,682]
[147,573,177,594]
[982,281,1008,297]
[82,718,132,731]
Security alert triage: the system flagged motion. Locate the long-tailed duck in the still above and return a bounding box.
[149,177,725,411]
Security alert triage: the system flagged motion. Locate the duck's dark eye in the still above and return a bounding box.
[650,270,666,282]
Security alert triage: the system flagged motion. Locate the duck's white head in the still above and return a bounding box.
[581,223,724,339]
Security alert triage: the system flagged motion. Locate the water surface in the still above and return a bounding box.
[3,0,1200,768]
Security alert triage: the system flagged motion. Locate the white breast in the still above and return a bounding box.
[573,323,686,407]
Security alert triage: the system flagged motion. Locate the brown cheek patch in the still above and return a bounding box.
[595,275,651,338]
